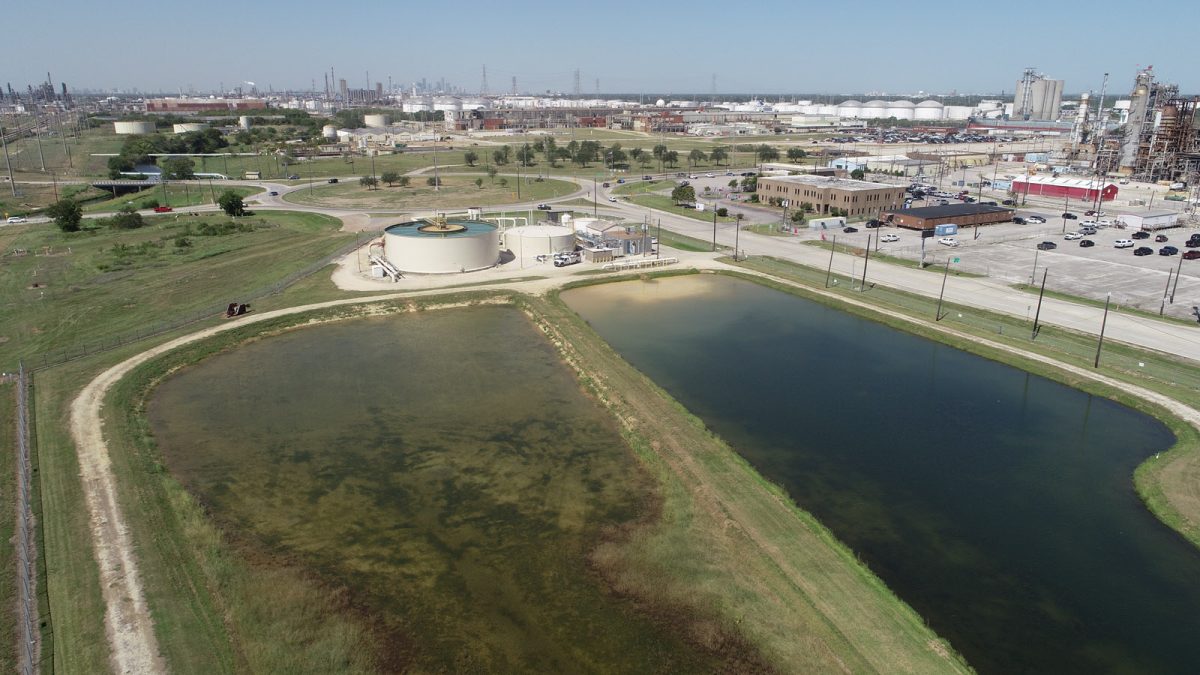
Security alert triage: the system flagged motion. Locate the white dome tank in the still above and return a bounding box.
[383,219,500,274]
[836,100,862,118]
[114,121,156,135]
[884,100,915,120]
[501,224,576,261]
[915,100,945,121]
[861,100,887,119]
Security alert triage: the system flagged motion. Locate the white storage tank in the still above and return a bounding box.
[238,116,252,130]
[383,218,500,274]
[114,120,156,135]
[915,100,945,121]
[884,100,915,120]
[944,106,974,121]
[501,224,576,261]
[172,122,207,133]
[861,100,887,119]
[322,124,338,140]
[836,100,862,119]
[363,113,390,128]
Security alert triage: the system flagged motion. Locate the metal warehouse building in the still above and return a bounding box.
[1010,176,1119,202]
[884,204,1015,230]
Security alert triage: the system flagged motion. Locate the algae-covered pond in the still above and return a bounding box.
[148,307,723,671]
[563,275,1200,674]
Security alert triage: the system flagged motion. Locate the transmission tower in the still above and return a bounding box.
[511,76,517,95]
[573,69,581,96]
[480,64,488,95]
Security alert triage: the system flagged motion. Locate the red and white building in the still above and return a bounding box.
[1010,175,1119,202]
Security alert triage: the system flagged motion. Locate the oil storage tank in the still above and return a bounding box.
[114,121,156,135]
[383,218,500,274]
[364,113,390,128]
[501,224,576,261]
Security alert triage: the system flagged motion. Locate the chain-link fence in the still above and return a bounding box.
[14,361,38,675]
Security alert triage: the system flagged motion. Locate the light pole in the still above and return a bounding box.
[1094,293,1111,368]
[734,212,743,260]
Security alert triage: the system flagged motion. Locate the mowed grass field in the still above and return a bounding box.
[82,185,261,213]
[282,175,577,209]
[0,211,352,370]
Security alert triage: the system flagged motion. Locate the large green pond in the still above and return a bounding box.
[148,307,726,672]
[562,275,1198,674]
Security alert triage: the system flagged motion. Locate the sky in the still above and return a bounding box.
[6,0,1198,96]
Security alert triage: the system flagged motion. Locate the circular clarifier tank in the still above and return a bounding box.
[383,218,500,274]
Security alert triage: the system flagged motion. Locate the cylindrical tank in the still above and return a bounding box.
[944,106,973,121]
[836,100,862,118]
[884,101,915,120]
[915,100,944,121]
[383,219,500,274]
[172,123,207,134]
[363,113,390,128]
[114,121,156,135]
[322,124,338,140]
[501,225,576,260]
[238,116,252,130]
[861,100,887,119]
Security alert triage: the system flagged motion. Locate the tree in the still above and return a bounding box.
[360,175,379,190]
[492,149,508,166]
[426,176,441,186]
[542,137,558,165]
[786,147,807,162]
[709,146,728,166]
[217,190,246,216]
[850,168,866,180]
[756,144,780,163]
[664,150,679,168]
[160,156,195,180]
[670,184,696,205]
[652,144,668,172]
[608,143,627,168]
[728,179,739,189]
[474,177,484,189]
[740,175,758,191]
[398,176,411,187]
[46,199,83,232]
[516,144,537,165]
[688,148,707,168]
[464,150,479,167]
[107,204,145,230]
[380,171,400,187]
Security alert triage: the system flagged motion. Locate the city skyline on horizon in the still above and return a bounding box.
[4,0,1197,96]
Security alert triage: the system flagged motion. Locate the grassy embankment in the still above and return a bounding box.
[626,194,738,224]
[282,176,576,210]
[21,212,356,672]
[0,381,17,672]
[729,255,1200,549]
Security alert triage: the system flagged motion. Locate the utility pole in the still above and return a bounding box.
[936,257,950,320]
[1,126,16,196]
[825,235,837,287]
[1031,269,1048,338]
[1160,268,1174,316]
[1094,293,1111,368]
[711,207,717,251]
[1171,254,1184,303]
[734,213,742,260]
[859,234,871,291]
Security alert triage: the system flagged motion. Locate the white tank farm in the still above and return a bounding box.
[836,100,862,118]
[363,113,390,128]
[914,100,945,121]
[501,224,575,260]
[884,100,915,120]
[114,121,156,135]
[383,219,500,274]
[172,123,207,133]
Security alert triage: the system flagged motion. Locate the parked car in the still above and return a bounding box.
[865,219,881,228]
[1160,246,1179,256]
[688,175,698,180]
[1064,232,1083,240]
[153,206,173,213]
[1183,250,1200,260]
[1037,241,1057,250]
[938,237,958,247]
[268,191,279,196]
[1155,234,1169,242]
[536,203,551,210]
[1079,226,1098,235]
[982,201,998,205]
[725,172,734,176]
[616,178,625,184]
[602,182,611,188]
[607,196,617,202]
[1186,239,1200,248]
[705,173,714,178]
[6,216,27,223]
[1085,210,1106,217]
[1062,212,1078,220]
[843,226,858,233]
[1132,231,1151,239]
[1026,215,1046,224]
[1079,239,1096,248]
[1002,199,1016,205]
[1114,239,1135,248]
[1134,247,1154,256]
[1013,216,1027,225]
[880,233,899,242]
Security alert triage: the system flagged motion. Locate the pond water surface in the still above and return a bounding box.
[149,307,726,672]
[563,275,1199,674]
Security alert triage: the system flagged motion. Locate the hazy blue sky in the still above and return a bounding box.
[6,0,1196,95]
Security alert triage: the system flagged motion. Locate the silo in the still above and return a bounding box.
[113,121,157,135]
[363,113,390,128]
[322,124,338,140]
[238,116,252,130]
